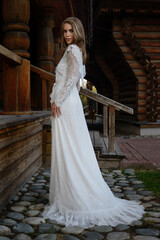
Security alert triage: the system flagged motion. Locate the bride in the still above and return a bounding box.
[42,17,144,228]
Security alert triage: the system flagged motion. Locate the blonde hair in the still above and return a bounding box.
[60,17,87,64]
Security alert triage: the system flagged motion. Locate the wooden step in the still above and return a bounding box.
[89,130,103,151]
[89,130,124,169]
[100,136,124,159]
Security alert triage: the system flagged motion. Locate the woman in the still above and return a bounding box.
[43,17,144,228]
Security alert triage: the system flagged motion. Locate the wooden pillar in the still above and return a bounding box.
[2,0,30,59]
[37,15,55,110]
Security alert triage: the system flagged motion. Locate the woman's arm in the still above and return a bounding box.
[54,47,80,107]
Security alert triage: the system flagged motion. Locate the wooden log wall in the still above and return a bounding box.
[113,18,143,121]
[0,119,44,211]
[130,17,160,121]
[95,54,119,101]
[103,28,137,119]
[113,15,160,122]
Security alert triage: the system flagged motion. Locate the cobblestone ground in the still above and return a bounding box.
[0,168,160,240]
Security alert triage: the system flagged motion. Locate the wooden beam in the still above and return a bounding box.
[103,105,108,137]
[30,64,55,83]
[80,87,133,114]
[0,45,22,65]
[108,106,115,153]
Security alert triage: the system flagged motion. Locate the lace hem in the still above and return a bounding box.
[42,199,144,228]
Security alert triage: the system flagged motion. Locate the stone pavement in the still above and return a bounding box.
[0,168,160,240]
[116,136,160,169]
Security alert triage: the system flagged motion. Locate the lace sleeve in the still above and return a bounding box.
[54,47,80,107]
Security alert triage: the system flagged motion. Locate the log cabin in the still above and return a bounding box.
[0,0,160,211]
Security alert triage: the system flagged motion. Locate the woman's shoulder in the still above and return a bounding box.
[66,44,81,53]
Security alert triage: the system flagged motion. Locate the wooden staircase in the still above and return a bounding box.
[79,87,133,168]
[0,44,133,169]
[89,130,124,169]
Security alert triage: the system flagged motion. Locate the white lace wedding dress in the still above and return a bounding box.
[42,44,144,228]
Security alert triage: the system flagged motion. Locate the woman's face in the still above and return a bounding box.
[63,23,74,45]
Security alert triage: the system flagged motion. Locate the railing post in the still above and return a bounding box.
[108,105,115,153]
[103,105,108,137]
[41,78,47,110]
[3,59,31,112]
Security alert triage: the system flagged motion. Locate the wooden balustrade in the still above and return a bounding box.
[0,43,133,155]
[0,45,30,112]
[0,44,22,65]
[80,87,133,153]
[0,44,55,112]
[30,65,55,110]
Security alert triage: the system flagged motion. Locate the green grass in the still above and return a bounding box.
[135,170,160,198]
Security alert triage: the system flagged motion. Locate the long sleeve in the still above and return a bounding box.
[54,48,80,107]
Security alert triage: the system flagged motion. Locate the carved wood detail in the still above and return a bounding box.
[122,25,158,122]
[2,0,30,58]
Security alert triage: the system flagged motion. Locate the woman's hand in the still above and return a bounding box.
[51,102,61,118]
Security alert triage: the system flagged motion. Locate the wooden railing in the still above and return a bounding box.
[0,45,30,112]
[0,44,55,112]
[0,44,22,65]
[0,44,133,155]
[80,87,133,153]
[30,65,55,110]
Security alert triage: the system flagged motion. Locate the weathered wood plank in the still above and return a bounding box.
[0,144,42,193]
[94,131,103,150]
[141,40,160,47]
[42,79,47,110]
[0,122,42,150]
[134,32,160,39]
[46,143,51,155]
[114,24,160,32]
[138,99,146,107]
[30,64,55,83]
[114,32,160,40]
[0,156,42,211]
[119,91,137,98]
[101,137,108,154]
[3,63,17,111]
[99,136,124,158]
[103,105,108,137]
[0,131,42,171]
[3,59,31,111]
[46,130,51,143]
[108,106,115,153]
[0,44,22,65]
[80,88,133,114]
[89,131,94,146]
[114,142,124,157]
[18,59,31,111]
